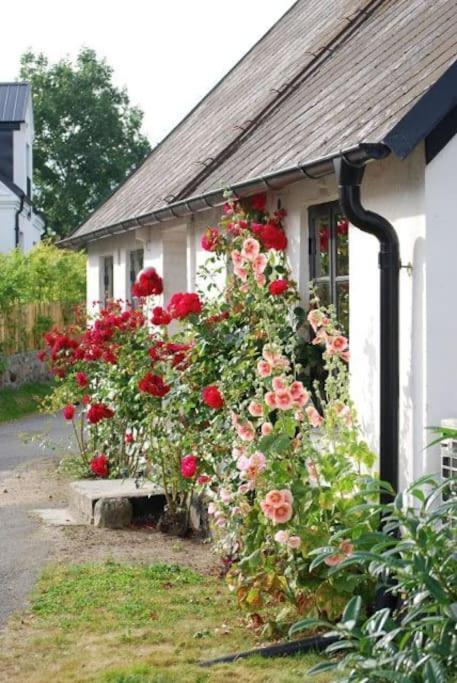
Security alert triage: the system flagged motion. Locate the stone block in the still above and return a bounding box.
[93,497,132,528]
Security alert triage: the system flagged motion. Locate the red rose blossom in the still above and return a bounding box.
[90,453,109,478]
[201,227,220,252]
[63,404,75,420]
[253,223,287,251]
[250,193,267,212]
[124,431,134,443]
[151,306,171,326]
[87,403,114,424]
[82,394,91,405]
[202,385,224,409]
[37,350,46,362]
[269,279,289,296]
[75,371,88,387]
[132,267,163,298]
[181,454,198,478]
[197,474,211,485]
[138,373,170,397]
[167,292,202,320]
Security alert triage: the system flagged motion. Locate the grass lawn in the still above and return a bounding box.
[0,381,53,422]
[0,562,333,683]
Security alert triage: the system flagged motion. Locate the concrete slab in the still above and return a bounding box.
[32,508,80,526]
[68,479,164,524]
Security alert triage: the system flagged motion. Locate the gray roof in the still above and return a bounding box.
[0,83,30,123]
[65,0,457,245]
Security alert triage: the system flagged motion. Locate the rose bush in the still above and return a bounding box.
[40,192,377,630]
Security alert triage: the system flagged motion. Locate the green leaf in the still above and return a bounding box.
[423,658,446,683]
[307,661,338,674]
[342,595,362,629]
[288,618,331,636]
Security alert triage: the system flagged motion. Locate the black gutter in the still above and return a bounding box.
[60,143,388,249]
[334,153,400,499]
[14,193,25,248]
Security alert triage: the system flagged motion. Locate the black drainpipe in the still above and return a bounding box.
[334,154,400,500]
[200,150,401,667]
[15,193,25,248]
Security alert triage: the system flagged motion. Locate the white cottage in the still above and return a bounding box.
[61,0,457,491]
[0,82,44,252]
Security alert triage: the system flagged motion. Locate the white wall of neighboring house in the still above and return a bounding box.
[85,141,455,487]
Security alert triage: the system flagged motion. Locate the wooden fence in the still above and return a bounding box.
[0,302,82,355]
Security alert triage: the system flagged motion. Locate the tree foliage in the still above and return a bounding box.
[20,48,151,237]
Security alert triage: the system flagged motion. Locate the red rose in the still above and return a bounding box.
[90,453,109,478]
[37,350,46,362]
[250,193,267,212]
[75,371,88,387]
[197,474,210,485]
[269,279,289,296]
[201,227,220,252]
[202,385,224,409]
[167,292,202,320]
[63,404,75,420]
[124,431,134,443]
[256,223,287,251]
[138,373,170,397]
[181,454,198,478]
[82,394,91,405]
[132,267,163,298]
[151,306,171,326]
[87,403,115,424]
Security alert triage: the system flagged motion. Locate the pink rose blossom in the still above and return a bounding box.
[265,391,277,408]
[252,253,267,274]
[274,530,290,544]
[248,401,263,417]
[305,405,324,428]
[287,536,301,549]
[241,238,260,262]
[261,422,273,435]
[257,360,272,378]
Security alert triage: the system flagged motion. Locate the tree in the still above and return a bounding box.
[20,48,151,237]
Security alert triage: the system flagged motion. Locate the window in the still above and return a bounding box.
[103,255,114,305]
[129,248,144,300]
[309,201,349,331]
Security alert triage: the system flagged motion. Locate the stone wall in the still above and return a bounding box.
[0,351,52,389]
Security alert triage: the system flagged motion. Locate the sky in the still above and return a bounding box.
[1,0,295,145]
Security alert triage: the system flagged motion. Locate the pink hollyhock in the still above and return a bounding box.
[87,403,114,424]
[288,536,301,549]
[138,373,170,398]
[252,253,267,274]
[132,267,163,298]
[167,292,202,320]
[231,249,245,267]
[269,279,289,296]
[63,404,75,420]
[201,227,220,252]
[248,401,263,417]
[328,335,348,354]
[260,501,274,518]
[274,530,290,544]
[341,350,350,363]
[272,376,288,392]
[243,451,266,480]
[271,502,293,525]
[305,405,324,428]
[241,238,260,262]
[275,390,294,410]
[234,265,248,282]
[265,490,286,508]
[90,453,109,478]
[290,381,307,400]
[261,422,273,435]
[306,458,319,486]
[307,309,324,332]
[264,391,277,409]
[324,553,346,567]
[181,454,198,478]
[236,421,256,442]
[257,360,272,378]
[255,273,266,287]
[202,385,224,409]
[151,306,171,326]
[250,192,267,212]
[75,371,88,388]
[340,539,354,556]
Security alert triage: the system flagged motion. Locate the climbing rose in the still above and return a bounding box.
[181,454,198,478]
[269,279,289,296]
[151,306,171,326]
[167,292,202,320]
[132,267,163,298]
[87,403,114,424]
[201,227,220,252]
[202,385,224,409]
[90,453,109,478]
[138,373,170,397]
[75,371,88,388]
[63,404,75,420]
[197,474,211,485]
[250,193,267,211]
[37,350,46,362]
[253,223,287,251]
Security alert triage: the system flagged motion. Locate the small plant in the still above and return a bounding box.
[290,475,457,682]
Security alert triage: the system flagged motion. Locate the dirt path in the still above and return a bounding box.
[0,457,214,627]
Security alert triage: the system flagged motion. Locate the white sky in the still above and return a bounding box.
[1,0,295,144]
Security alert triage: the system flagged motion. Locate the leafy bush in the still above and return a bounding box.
[291,475,457,682]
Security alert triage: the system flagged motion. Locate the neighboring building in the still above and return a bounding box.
[61,0,457,487]
[0,82,44,252]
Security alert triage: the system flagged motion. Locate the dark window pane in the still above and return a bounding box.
[336,217,349,276]
[316,216,330,277]
[315,281,330,307]
[336,281,349,333]
[103,256,114,304]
